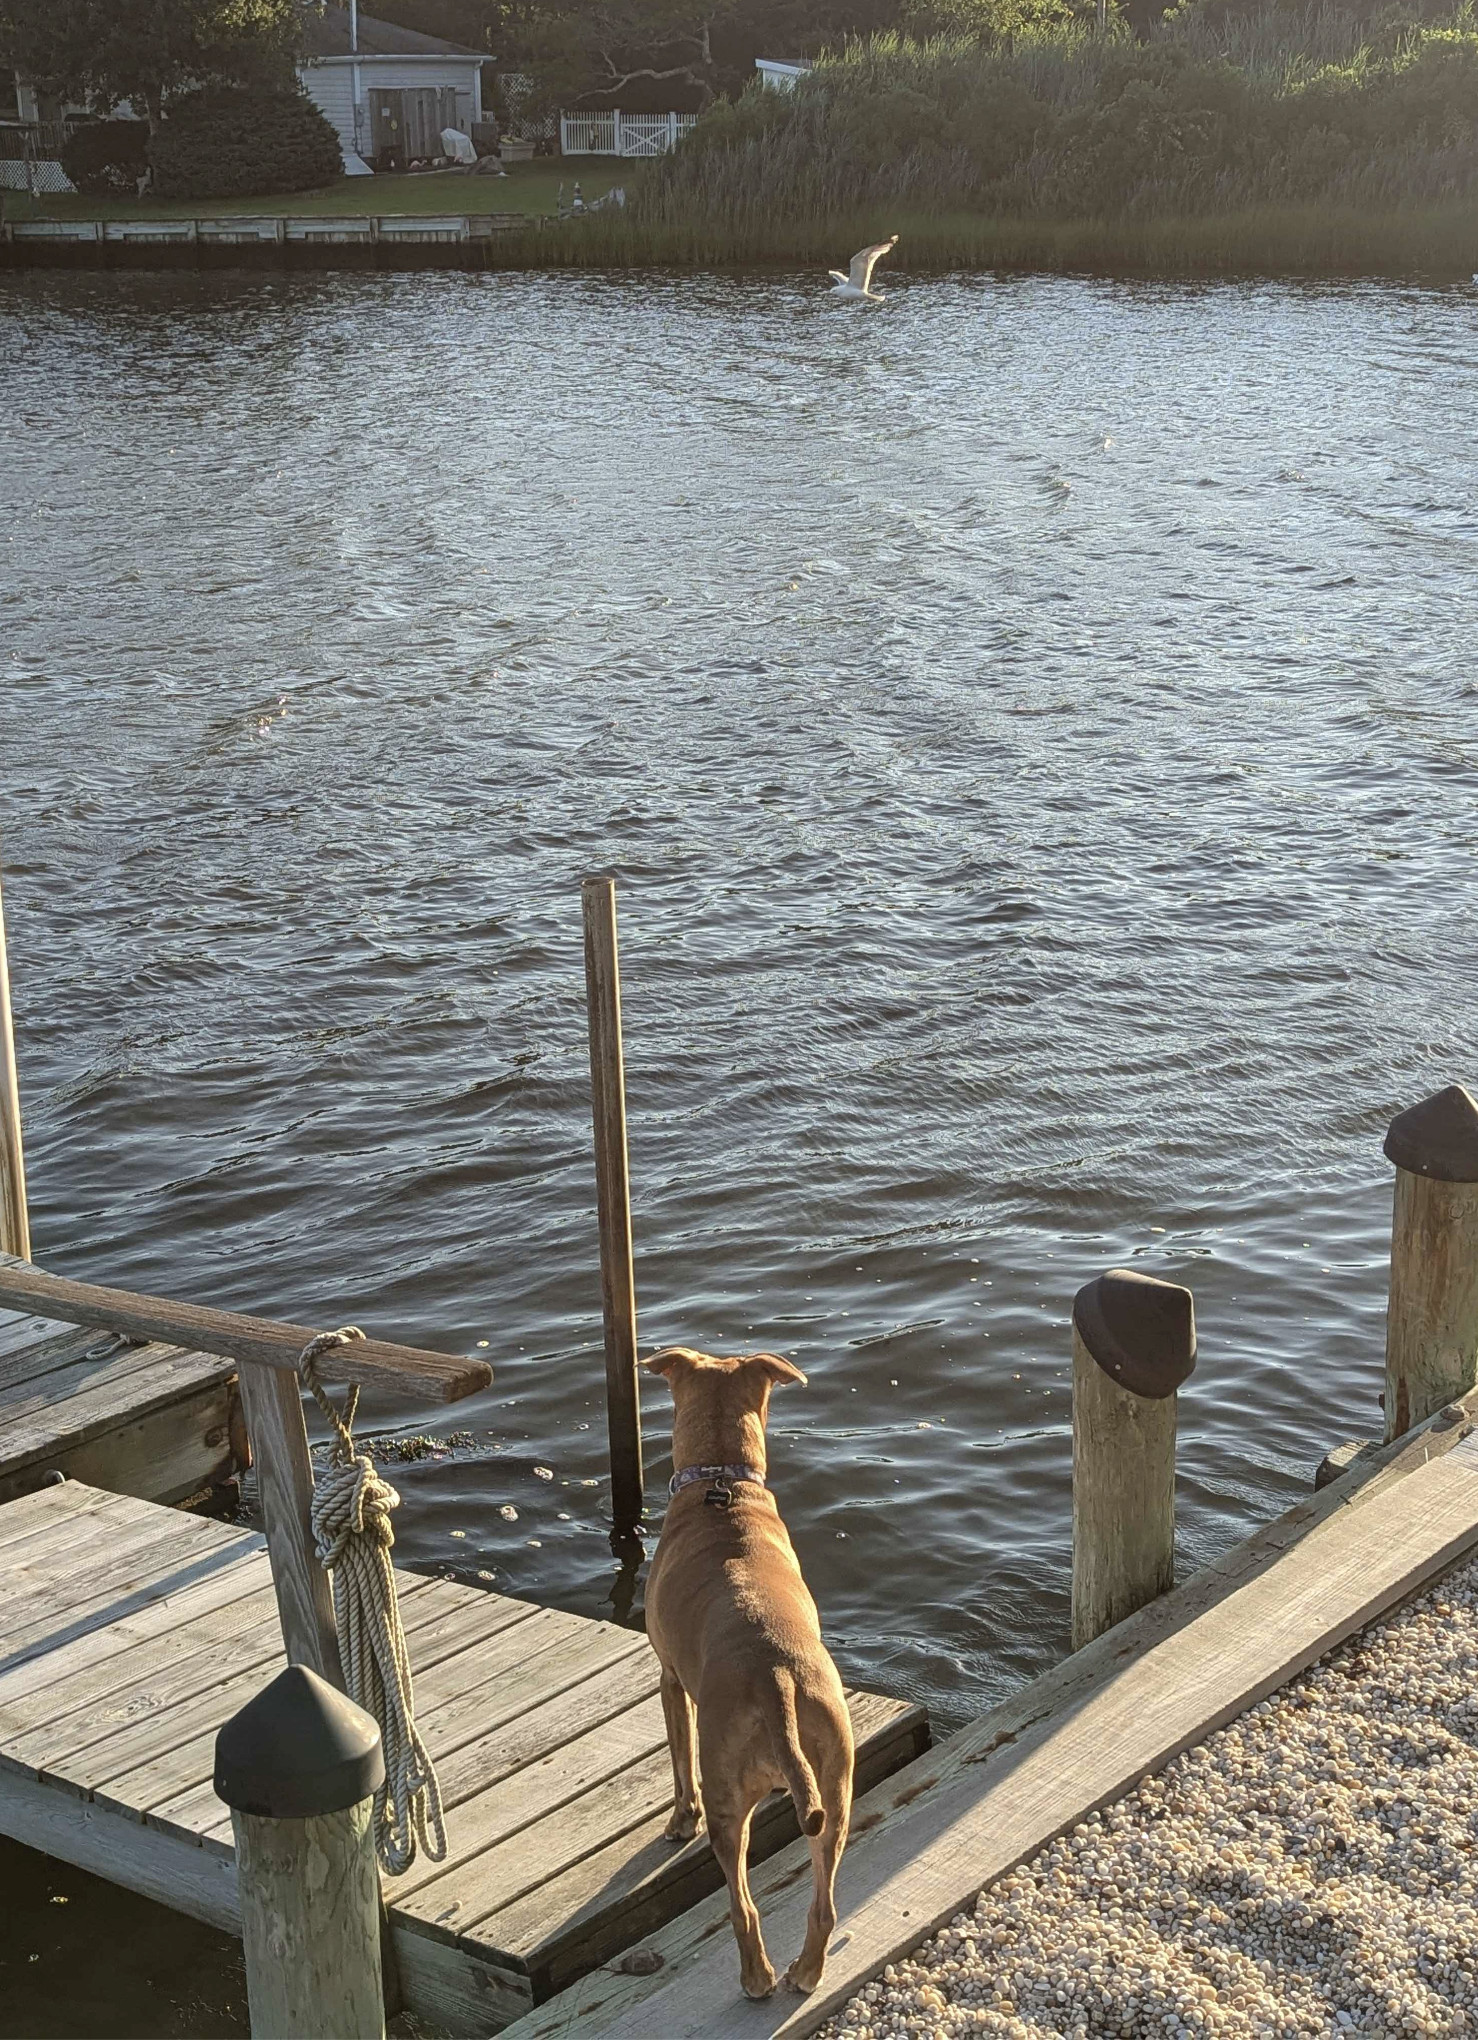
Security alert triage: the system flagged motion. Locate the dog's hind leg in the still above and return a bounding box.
[659,1668,703,1842]
[708,1796,775,1999]
[785,1780,851,1992]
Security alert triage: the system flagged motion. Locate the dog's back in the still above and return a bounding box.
[647,1480,852,1836]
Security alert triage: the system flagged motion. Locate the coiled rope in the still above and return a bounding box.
[298,1327,448,1876]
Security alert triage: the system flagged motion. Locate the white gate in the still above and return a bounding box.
[559,111,698,156]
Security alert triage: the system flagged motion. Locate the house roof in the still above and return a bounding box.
[300,7,486,60]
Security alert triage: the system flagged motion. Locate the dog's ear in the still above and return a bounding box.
[642,1346,704,1378]
[746,1352,808,1388]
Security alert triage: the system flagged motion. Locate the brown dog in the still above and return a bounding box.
[642,1346,853,1999]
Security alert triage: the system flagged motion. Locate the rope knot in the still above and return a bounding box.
[294,1324,446,1877]
[312,1451,400,1571]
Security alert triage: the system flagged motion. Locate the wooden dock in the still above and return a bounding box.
[0,1478,927,2034]
[0,1280,243,1510]
[503,1385,1478,2040]
[0,213,549,271]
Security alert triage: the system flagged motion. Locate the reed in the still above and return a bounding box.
[483,3,1478,278]
[478,201,1478,277]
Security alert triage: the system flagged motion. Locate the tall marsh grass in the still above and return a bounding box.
[484,200,1478,274]
[536,2,1478,274]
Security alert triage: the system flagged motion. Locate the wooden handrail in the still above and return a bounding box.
[0,1262,491,1404]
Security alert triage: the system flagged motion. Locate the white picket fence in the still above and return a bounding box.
[559,112,699,157]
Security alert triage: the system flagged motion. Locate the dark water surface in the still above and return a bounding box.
[3,268,1477,1749]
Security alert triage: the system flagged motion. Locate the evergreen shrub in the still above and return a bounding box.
[149,88,341,199]
[60,119,150,195]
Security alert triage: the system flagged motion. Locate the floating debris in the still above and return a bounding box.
[534,1465,555,1481]
[499,1504,518,1522]
[312,1429,477,1465]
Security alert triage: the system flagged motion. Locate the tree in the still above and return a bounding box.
[369,0,510,49]
[504,0,735,109]
[0,0,299,129]
[498,0,903,110]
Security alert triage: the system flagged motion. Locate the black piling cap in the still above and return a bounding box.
[1072,1267,1196,1400]
[1384,1084,1478,1184]
[214,1665,384,1819]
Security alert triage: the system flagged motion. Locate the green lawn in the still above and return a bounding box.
[2,160,647,222]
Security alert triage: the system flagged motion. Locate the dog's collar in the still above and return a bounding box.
[669,1463,767,1499]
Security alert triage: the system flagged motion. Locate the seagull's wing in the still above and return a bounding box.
[849,235,898,291]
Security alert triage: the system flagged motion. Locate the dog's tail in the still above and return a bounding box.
[769,1672,826,1838]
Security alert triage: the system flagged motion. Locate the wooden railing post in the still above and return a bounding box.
[581,876,644,1543]
[1071,1267,1196,1652]
[237,1363,344,1689]
[1383,1083,1478,1441]
[0,864,31,1262]
[215,1665,386,2040]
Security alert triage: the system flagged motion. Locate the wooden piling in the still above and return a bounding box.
[581,876,643,1542]
[215,1665,386,2040]
[1383,1083,1478,1441]
[0,867,30,1262]
[1071,1267,1196,1652]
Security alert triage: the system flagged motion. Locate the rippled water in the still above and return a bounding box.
[3,268,1477,1732]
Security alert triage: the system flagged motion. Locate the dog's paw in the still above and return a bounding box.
[741,1964,778,2000]
[784,1960,823,1995]
[663,1807,704,1843]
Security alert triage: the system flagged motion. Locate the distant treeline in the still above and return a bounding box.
[627,3,1478,235]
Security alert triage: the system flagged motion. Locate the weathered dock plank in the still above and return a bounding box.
[132,1610,649,1851]
[0,1265,242,1510]
[471,1687,923,2001]
[502,1401,1478,2040]
[0,1481,926,2034]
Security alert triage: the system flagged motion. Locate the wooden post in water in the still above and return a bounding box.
[581,875,643,1542]
[0,866,31,1262]
[1071,1266,1197,1652]
[1383,1083,1478,1441]
[215,1665,386,2040]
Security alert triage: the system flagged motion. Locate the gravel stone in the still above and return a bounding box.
[823,1554,1478,2038]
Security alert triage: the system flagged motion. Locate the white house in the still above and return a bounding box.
[6,8,490,186]
[754,59,813,92]
[299,4,488,172]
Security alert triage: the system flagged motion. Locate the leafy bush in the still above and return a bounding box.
[1049,48,1261,209]
[149,87,342,199]
[60,119,150,196]
[635,6,1478,230]
[1378,28,1478,143]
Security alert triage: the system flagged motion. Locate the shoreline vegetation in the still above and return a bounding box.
[593,0,1478,278]
[7,197,1474,277]
[474,198,1478,274]
[5,2,1478,278]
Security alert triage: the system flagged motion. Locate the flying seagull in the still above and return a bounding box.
[828,235,898,302]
